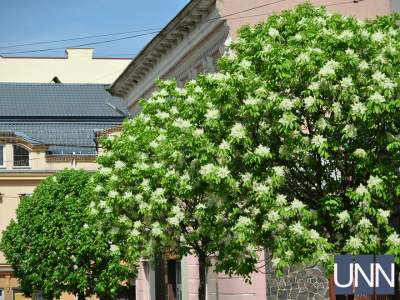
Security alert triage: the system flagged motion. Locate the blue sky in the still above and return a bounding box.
[0,0,190,58]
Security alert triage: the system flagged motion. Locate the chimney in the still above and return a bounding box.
[65,48,94,60]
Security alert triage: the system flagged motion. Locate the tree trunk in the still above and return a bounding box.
[329,273,336,300]
[198,253,207,300]
[155,254,166,300]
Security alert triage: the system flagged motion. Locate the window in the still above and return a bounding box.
[154,257,182,300]
[0,289,4,300]
[0,145,4,166]
[13,145,30,167]
[167,260,182,300]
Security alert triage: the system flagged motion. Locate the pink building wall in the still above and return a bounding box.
[134,254,266,300]
[217,0,392,39]
[135,262,152,300]
[185,255,266,300]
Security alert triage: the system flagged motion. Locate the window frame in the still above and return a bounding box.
[12,144,31,168]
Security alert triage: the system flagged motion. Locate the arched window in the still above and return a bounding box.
[13,145,29,167]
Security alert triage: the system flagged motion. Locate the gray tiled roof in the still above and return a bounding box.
[0,83,129,118]
[0,83,128,155]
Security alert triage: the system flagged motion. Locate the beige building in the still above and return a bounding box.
[111,1,400,299]
[0,83,128,300]
[0,48,131,84]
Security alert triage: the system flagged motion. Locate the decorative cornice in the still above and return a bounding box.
[0,264,13,274]
[125,19,228,110]
[0,171,55,180]
[173,24,228,80]
[111,0,216,98]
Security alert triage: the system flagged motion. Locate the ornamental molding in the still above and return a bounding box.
[0,172,54,180]
[124,11,228,110]
[111,0,219,100]
[174,27,229,82]
[134,22,229,107]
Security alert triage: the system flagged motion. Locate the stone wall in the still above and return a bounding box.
[265,251,329,300]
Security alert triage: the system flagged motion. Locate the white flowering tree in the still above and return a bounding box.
[219,4,400,274]
[92,78,282,300]
[92,3,400,298]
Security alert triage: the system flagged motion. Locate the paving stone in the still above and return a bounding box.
[278,289,288,299]
[297,291,309,300]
